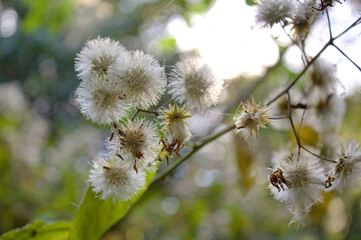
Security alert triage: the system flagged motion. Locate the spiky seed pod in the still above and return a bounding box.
[75,37,128,85]
[89,157,145,202]
[114,50,167,109]
[234,98,272,141]
[169,57,223,112]
[330,141,361,192]
[75,81,129,125]
[269,155,326,224]
[159,104,193,143]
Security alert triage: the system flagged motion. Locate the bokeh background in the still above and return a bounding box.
[0,0,361,239]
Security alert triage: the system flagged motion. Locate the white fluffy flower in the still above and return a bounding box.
[309,94,346,132]
[291,0,317,39]
[234,98,272,141]
[169,57,223,112]
[309,60,338,97]
[255,0,298,28]
[330,141,361,192]
[269,155,326,224]
[89,157,146,202]
[75,81,129,125]
[108,119,159,171]
[115,50,166,109]
[75,37,128,85]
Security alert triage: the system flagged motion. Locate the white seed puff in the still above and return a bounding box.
[107,119,159,169]
[75,37,129,85]
[270,155,326,224]
[330,141,361,192]
[309,60,338,97]
[75,81,130,125]
[114,50,167,109]
[89,157,146,202]
[169,57,223,112]
[255,0,298,28]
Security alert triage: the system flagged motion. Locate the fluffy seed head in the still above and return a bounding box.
[169,57,223,112]
[310,60,338,96]
[115,50,166,109]
[159,104,193,143]
[309,94,346,132]
[291,0,317,40]
[270,155,326,224]
[89,157,146,202]
[75,81,129,125]
[234,98,272,140]
[331,141,361,192]
[255,0,297,28]
[108,119,159,168]
[75,37,128,85]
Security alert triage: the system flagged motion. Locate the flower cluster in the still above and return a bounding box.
[239,0,361,225]
[268,141,361,224]
[74,37,223,201]
[75,37,166,124]
[72,1,360,226]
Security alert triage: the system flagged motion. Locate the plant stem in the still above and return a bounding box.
[333,16,361,41]
[266,41,330,106]
[301,146,337,163]
[332,44,361,72]
[151,124,236,184]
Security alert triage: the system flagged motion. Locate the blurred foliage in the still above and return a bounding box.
[0,0,361,239]
[0,220,71,240]
[22,0,74,33]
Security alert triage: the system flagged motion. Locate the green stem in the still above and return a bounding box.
[151,124,236,184]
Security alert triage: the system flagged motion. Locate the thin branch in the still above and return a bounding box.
[132,108,159,121]
[333,16,361,41]
[326,8,333,39]
[151,124,236,184]
[298,108,307,134]
[266,41,330,106]
[301,146,337,163]
[287,91,301,157]
[281,25,309,65]
[332,44,361,72]
[270,116,289,120]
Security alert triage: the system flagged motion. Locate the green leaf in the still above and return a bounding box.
[68,169,157,240]
[245,0,257,6]
[0,220,71,240]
